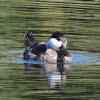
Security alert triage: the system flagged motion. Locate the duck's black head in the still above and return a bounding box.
[47,31,73,61]
[50,31,66,42]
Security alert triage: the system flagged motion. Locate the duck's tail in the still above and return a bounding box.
[24,32,36,48]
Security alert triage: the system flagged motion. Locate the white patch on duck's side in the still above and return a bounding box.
[47,38,62,51]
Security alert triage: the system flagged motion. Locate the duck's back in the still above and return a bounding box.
[31,42,46,55]
[23,32,58,62]
[24,43,58,62]
[24,42,46,60]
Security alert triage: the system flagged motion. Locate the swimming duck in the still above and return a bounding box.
[23,31,73,62]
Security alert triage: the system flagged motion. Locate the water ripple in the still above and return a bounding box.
[71,51,100,65]
[0,50,100,65]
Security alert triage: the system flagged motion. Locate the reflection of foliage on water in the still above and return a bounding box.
[0,0,100,99]
[0,62,100,99]
[0,0,100,53]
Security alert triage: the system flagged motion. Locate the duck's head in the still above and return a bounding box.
[46,31,73,62]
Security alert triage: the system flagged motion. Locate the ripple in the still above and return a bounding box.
[0,59,46,65]
[8,50,23,53]
[0,50,100,65]
[0,39,4,44]
[71,51,100,65]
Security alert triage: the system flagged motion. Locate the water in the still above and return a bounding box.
[0,0,100,100]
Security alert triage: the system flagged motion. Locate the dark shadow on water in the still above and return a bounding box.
[24,61,70,92]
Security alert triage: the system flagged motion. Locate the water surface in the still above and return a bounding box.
[0,0,100,100]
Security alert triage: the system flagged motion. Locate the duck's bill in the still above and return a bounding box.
[61,46,73,62]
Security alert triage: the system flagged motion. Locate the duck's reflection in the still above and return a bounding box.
[24,61,70,90]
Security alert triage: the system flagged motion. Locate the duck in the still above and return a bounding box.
[23,31,73,62]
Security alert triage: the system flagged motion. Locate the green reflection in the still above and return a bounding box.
[0,0,100,99]
[0,63,100,100]
[0,0,100,52]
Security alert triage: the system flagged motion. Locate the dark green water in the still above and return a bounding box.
[0,0,100,100]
